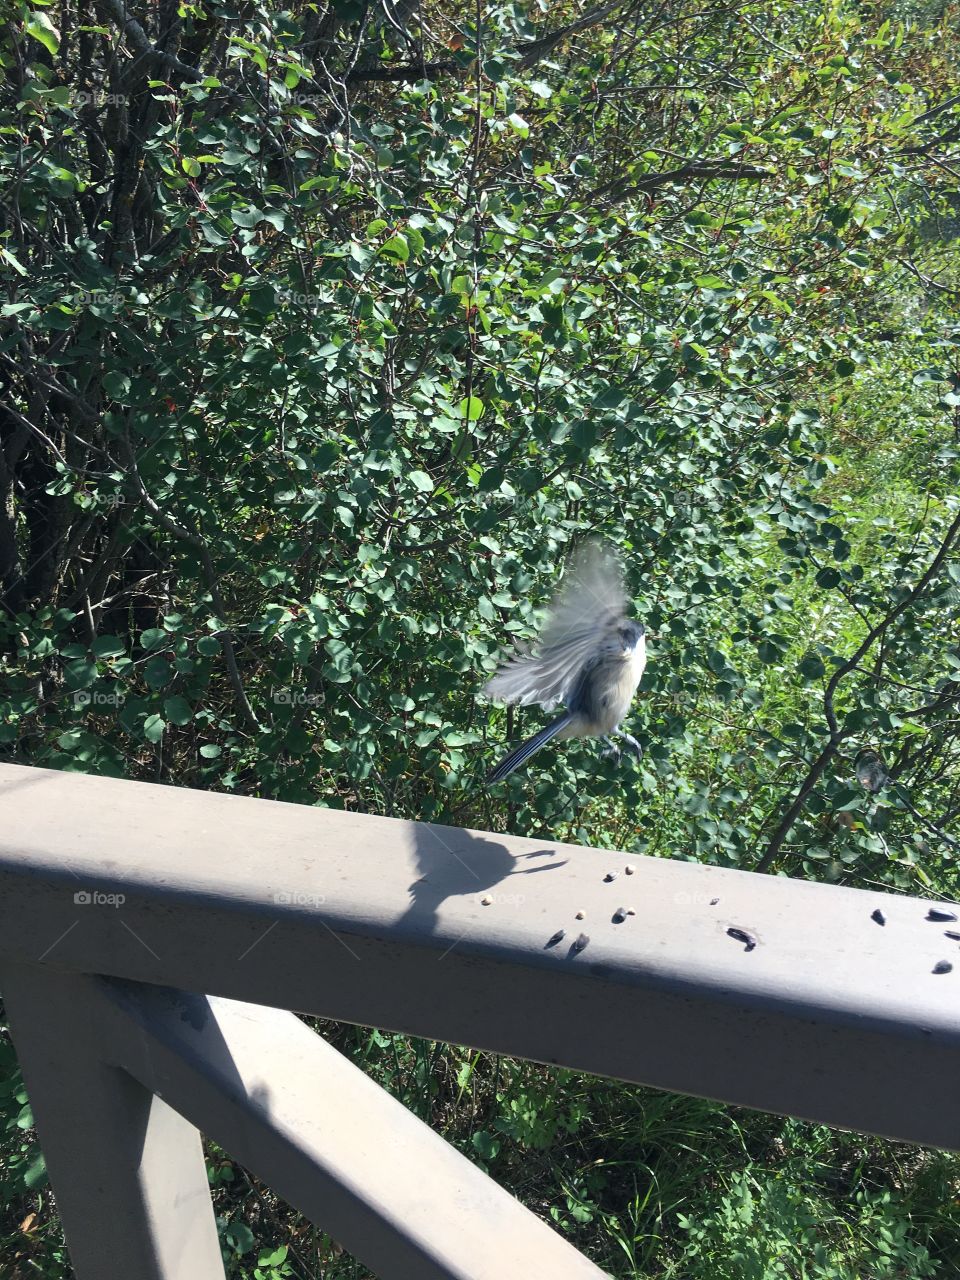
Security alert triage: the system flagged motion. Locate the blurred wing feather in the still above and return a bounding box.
[483,541,627,709]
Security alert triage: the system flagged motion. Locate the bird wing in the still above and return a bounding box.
[483,541,628,709]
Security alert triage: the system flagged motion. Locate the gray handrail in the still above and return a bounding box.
[1,762,959,1278]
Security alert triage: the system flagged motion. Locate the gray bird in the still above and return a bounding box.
[483,541,647,784]
[855,749,888,794]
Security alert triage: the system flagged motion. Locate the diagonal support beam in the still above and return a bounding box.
[3,965,608,1279]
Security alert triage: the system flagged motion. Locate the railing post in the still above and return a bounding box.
[2,962,224,1280]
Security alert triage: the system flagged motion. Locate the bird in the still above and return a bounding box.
[854,748,960,854]
[483,540,647,784]
[854,749,888,795]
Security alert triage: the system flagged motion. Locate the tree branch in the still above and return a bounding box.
[346,59,457,83]
[756,505,960,873]
[120,433,262,734]
[518,0,633,69]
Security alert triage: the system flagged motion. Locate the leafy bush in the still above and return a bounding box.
[2,0,960,1274]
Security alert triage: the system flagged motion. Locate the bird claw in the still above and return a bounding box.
[617,732,643,760]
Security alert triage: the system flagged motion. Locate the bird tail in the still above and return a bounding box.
[486,714,571,785]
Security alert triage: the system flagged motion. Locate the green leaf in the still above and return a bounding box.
[380,234,409,263]
[231,206,264,228]
[409,470,433,493]
[471,1130,501,1160]
[140,628,167,651]
[144,656,172,689]
[650,367,676,392]
[26,10,60,54]
[102,371,131,401]
[0,247,27,276]
[92,636,126,658]
[458,396,484,421]
[832,786,862,812]
[593,387,624,409]
[143,714,165,743]
[163,696,193,725]
[23,1151,47,1190]
[258,1245,288,1267]
[799,653,825,680]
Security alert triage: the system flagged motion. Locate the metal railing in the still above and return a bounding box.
[1,761,959,1279]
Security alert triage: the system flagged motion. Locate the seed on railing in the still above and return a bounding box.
[575,910,585,920]
[624,864,635,875]
[481,895,492,906]
[944,931,960,941]
[932,960,953,975]
[870,909,886,926]
[545,929,565,948]
[710,898,720,906]
[571,932,590,955]
[926,908,957,923]
[604,871,618,883]
[727,926,757,952]
[612,906,629,924]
